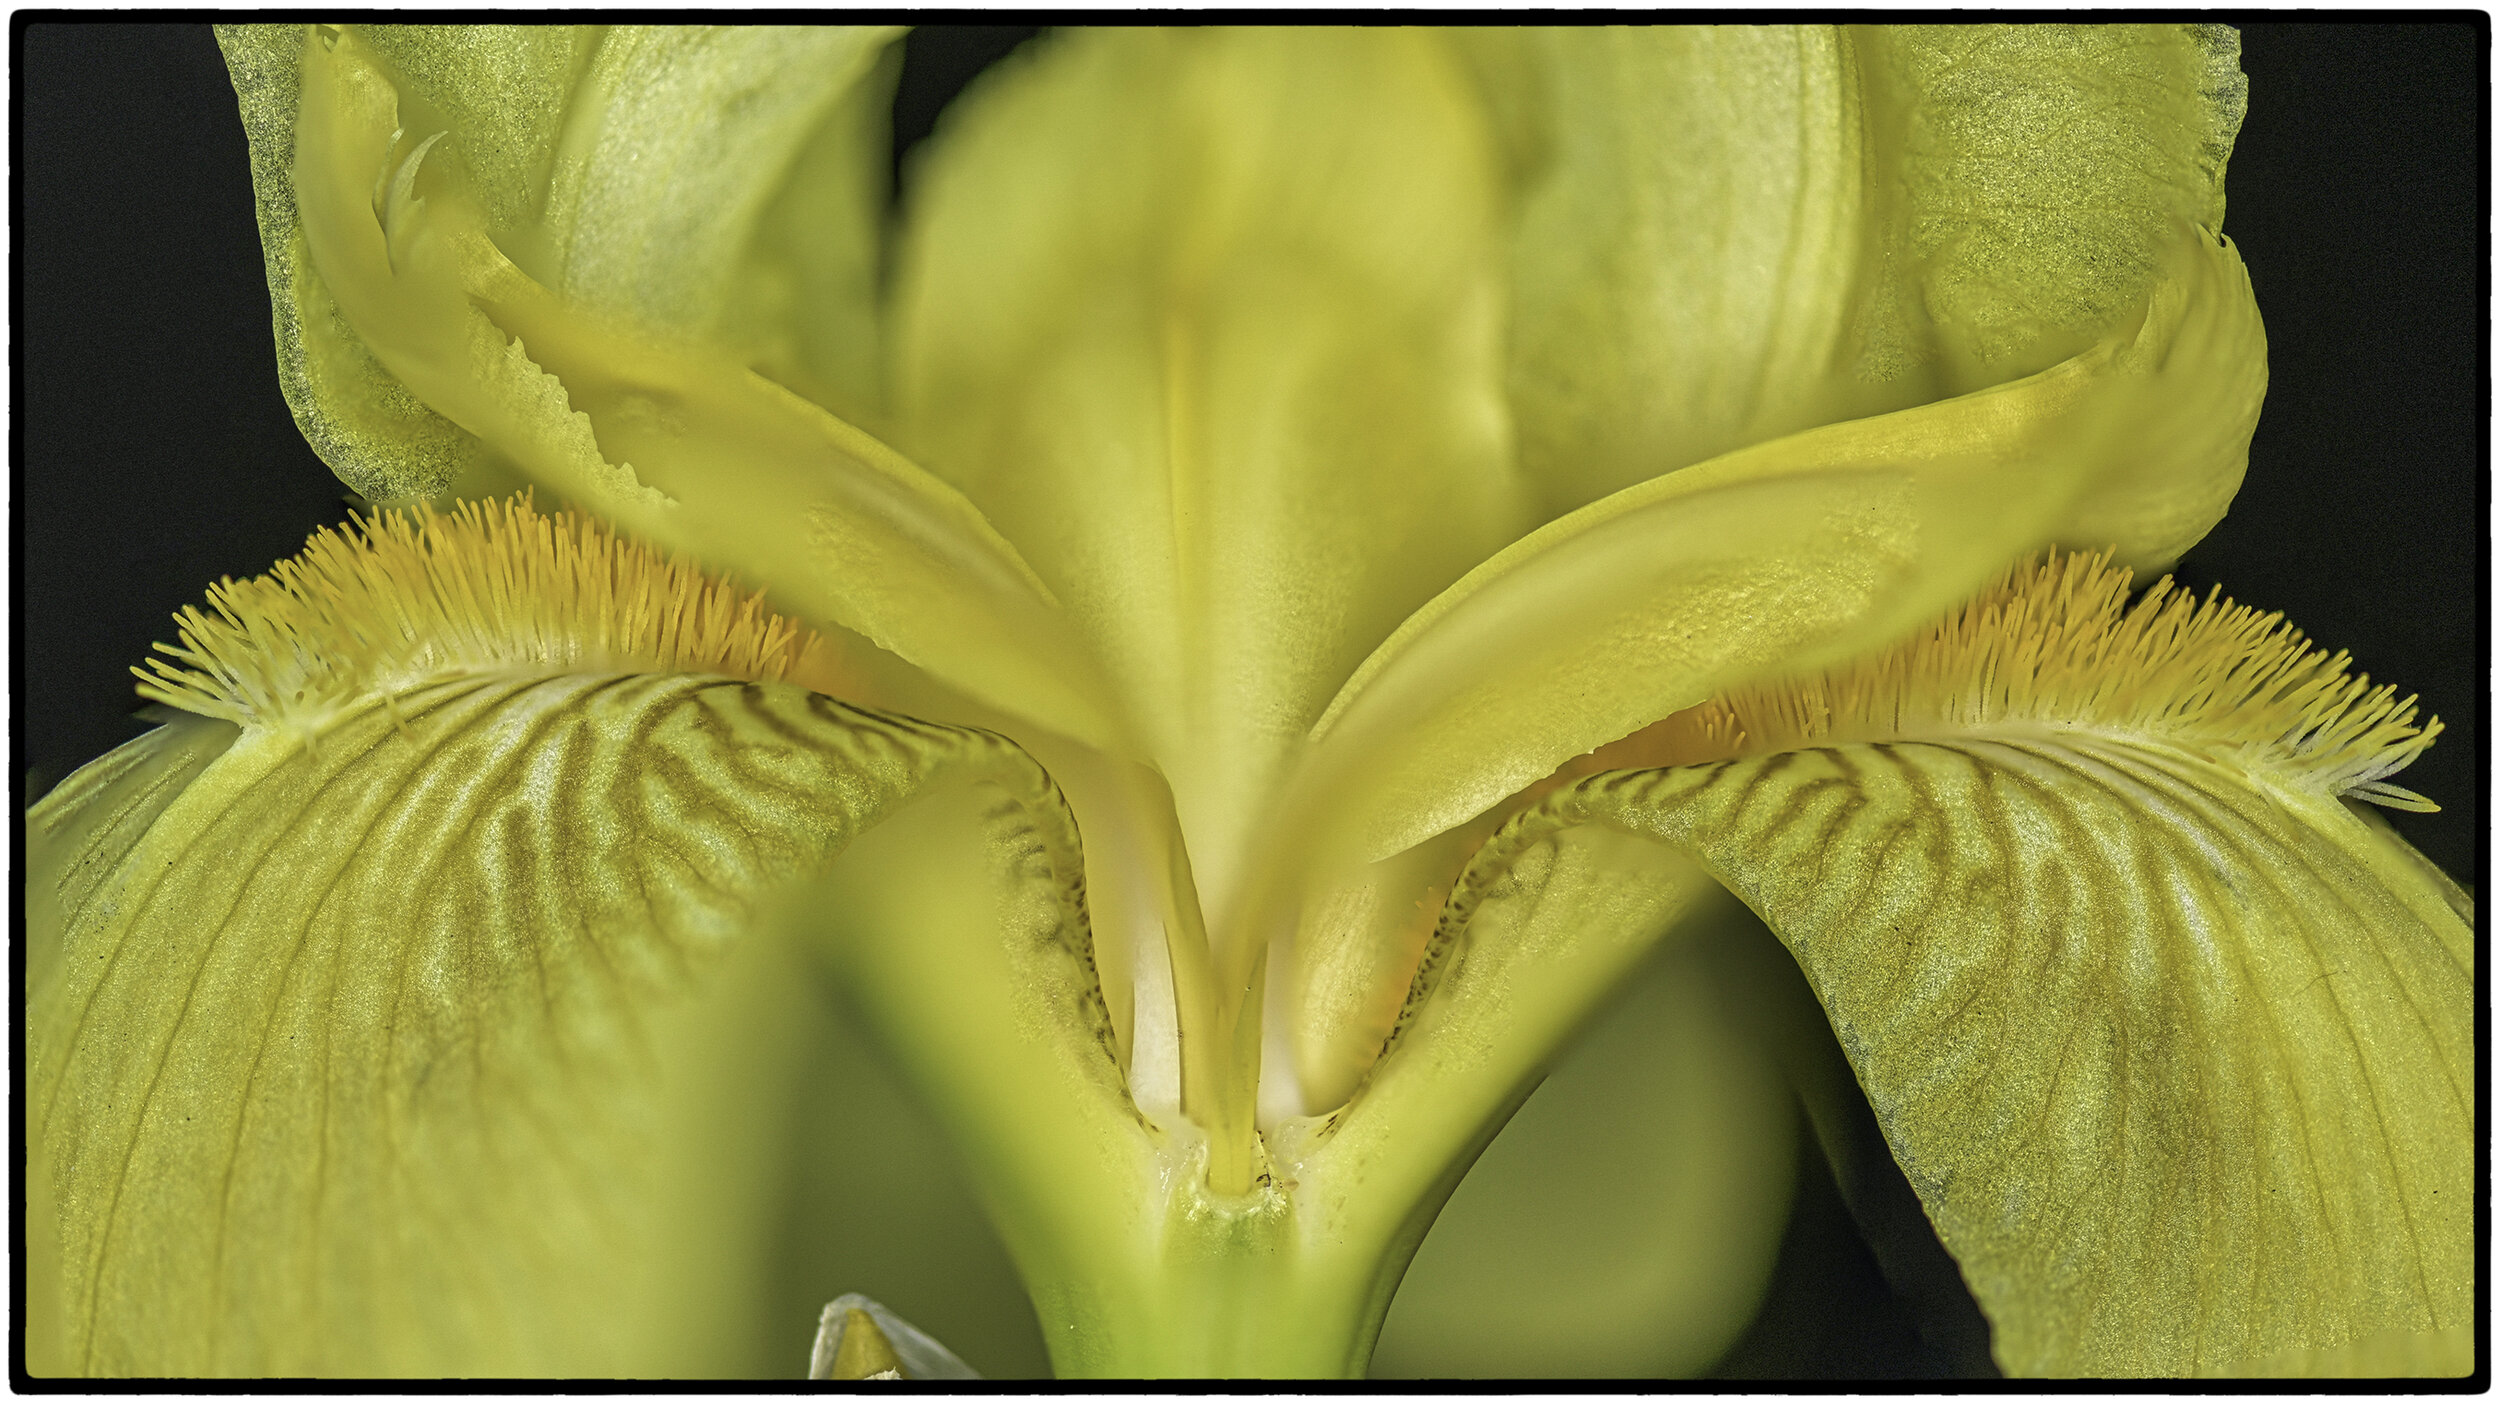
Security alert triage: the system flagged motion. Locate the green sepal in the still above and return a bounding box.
[1563,736,2471,1376]
[25,675,1037,1376]
[1370,922,1797,1378]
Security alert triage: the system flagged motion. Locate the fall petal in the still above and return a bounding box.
[30,684,950,1373]
[1588,744,2468,1375]
[1520,556,2470,1376]
[23,501,1105,1376]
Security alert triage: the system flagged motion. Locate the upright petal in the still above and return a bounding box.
[218,23,500,502]
[890,27,1529,906]
[270,27,1129,749]
[1459,24,2247,525]
[216,23,899,501]
[534,26,901,422]
[1452,26,1873,518]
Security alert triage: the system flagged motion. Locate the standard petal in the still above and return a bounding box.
[1857,25,2245,390]
[889,27,1530,908]
[1289,225,2263,877]
[1449,26,1876,518]
[24,503,1114,1377]
[1458,24,2247,520]
[277,28,1128,749]
[217,22,498,502]
[1535,556,2471,1376]
[714,40,904,428]
[215,23,899,501]
[535,26,901,422]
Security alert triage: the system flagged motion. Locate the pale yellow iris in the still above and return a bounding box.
[24,23,2470,1381]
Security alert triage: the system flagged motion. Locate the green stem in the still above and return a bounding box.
[1024,1132,1408,1380]
[814,760,1736,1381]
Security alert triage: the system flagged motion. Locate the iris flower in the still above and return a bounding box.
[26,23,2471,1380]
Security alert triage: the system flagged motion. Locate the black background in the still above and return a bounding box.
[14,20,2488,1379]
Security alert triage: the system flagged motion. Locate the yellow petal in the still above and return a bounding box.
[217,22,497,502]
[214,23,901,500]
[1293,226,2263,873]
[282,28,1128,749]
[533,26,900,422]
[1456,24,2247,521]
[1551,554,2470,1376]
[22,501,1080,1376]
[889,27,1529,906]
[806,776,1165,1380]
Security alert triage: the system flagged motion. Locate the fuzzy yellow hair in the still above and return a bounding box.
[137,495,835,731]
[1620,549,2440,811]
